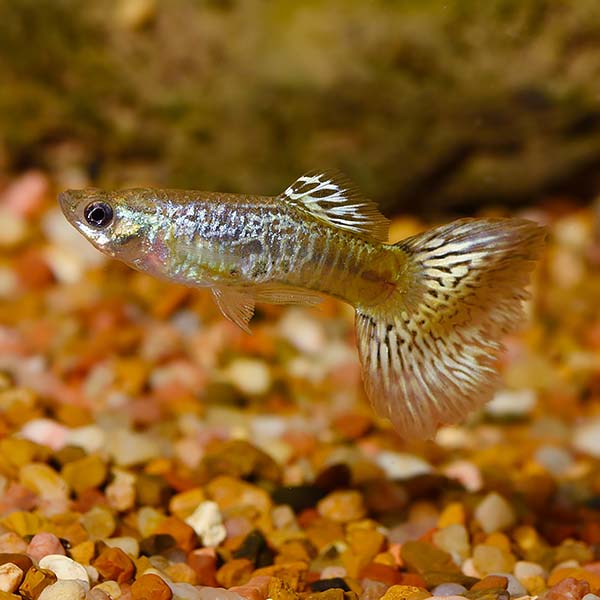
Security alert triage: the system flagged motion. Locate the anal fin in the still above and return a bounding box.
[211,286,255,334]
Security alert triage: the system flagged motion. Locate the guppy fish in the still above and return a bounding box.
[59,171,545,438]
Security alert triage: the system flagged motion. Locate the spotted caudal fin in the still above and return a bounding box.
[355,218,546,439]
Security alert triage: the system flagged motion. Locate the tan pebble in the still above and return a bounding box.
[473,492,515,534]
[26,533,65,562]
[0,533,28,554]
[0,562,23,593]
[130,573,172,600]
[103,537,139,559]
[19,464,69,502]
[163,561,196,584]
[317,491,366,523]
[82,506,116,541]
[91,580,121,598]
[105,470,136,512]
[61,455,107,495]
[19,566,57,599]
[472,544,516,576]
[206,476,272,515]
[87,588,111,600]
[216,558,254,588]
[136,507,166,538]
[432,524,471,562]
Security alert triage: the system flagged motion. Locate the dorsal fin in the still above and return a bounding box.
[279,170,390,242]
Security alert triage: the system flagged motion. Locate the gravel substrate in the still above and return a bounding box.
[1,172,600,600]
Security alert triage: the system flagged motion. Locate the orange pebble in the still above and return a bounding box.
[93,547,136,584]
[548,567,600,589]
[153,516,197,552]
[131,573,172,600]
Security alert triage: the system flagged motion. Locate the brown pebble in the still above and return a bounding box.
[19,566,57,600]
[153,517,197,553]
[0,553,32,574]
[471,575,508,591]
[187,550,219,586]
[135,473,172,507]
[216,557,254,588]
[130,573,173,600]
[93,546,135,584]
[0,592,21,600]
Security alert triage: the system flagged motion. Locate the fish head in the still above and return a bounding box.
[59,188,159,263]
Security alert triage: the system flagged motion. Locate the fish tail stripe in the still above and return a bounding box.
[355,217,545,439]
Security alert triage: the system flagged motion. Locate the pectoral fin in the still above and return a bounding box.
[211,286,255,334]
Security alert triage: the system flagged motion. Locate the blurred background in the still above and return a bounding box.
[3,0,600,215]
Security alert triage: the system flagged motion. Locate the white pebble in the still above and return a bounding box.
[431,582,467,596]
[534,445,574,476]
[474,492,515,533]
[485,388,536,417]
[375,451,432,480]
[185,501,227,547]
[443,460,483,492]
[461,557,481,578]
[38,579,87,600]
[223,358,271,395]
[574,418,600,458]
[582,594,600,600]
[279,309,325,354]
[39,554,90,591]
[0,562,23,593]
[514,560,546,580]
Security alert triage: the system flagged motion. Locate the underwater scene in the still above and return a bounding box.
[1,2,600,599]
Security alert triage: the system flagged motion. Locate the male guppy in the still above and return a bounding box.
[59,172,545,438]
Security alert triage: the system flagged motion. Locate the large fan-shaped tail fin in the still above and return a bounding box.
[355,218,545,439]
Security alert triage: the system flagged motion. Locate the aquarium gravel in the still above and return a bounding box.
[1,171,600,600]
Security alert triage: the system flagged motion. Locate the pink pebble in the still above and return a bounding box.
[0,532,28,554]
[229,576,271,600]
[224,516,253,539]
[541,577,591,600]
[27,532,66,561]
[20,418,70,451]
[1,171,48,217]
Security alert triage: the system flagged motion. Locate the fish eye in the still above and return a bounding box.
[84,201,113,229]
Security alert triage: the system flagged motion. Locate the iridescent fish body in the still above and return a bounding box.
[59,172,545,438]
